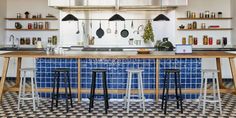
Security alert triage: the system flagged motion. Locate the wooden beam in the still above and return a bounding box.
[229,58,236,90]
[15,57,22,86]
[77,59,81,102]
[0,57,10,101]
[216,58,226,89]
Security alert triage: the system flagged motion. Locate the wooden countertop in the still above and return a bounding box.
[1,51,236,59]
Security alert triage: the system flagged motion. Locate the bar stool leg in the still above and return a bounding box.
[203,77,208,115]
[161,72,167,110]
[22,71,26,106]
[103,72,109,109]
[31,72,36,111]
[215,74,222,114]
[56,72,60,107]
[138,73,142,108]
[126,72,132,113]
[102,72,108,113]
[124,72,130,108]
[51,71,57,111]
[64,73,69,112]
[174,72,179,109]
[212,73,217,110]
[67,72,73,108]
[89,72,96,112]
[139,72,145,112]
[33,71,39,107]
[17,72,24,110]
[164,72,170,114]
[198,72,205,109]
[177,72,183,113]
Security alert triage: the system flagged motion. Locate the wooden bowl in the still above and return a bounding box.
[137,50,151,54]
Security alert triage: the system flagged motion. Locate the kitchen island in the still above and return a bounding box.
[1,51,236,102]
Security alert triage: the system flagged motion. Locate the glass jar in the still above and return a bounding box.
[193,21,197,29]
[187,11,191,18]
[209,37,213,45]
[188,35,193,45]
[182,37,186,45]
[203,35,208,45]
[201,23,206,29]
[45,22,49,29]
[218,12,223,18]
[194,37,198,45]
[205,11,210,18]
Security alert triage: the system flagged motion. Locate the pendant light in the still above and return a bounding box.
[109,14,125,21]
[62,0,78,21]
[153,0,170,21]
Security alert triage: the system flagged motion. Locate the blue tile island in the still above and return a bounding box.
[36,58,201,100]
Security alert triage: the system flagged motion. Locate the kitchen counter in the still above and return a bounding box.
[1,51,236,102]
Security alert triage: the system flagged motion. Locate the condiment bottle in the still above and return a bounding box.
[194,37,198,45]
[193,21,197,29]
[203,35,208,45]
[188,35,193,45]
[182,37,186,45]
[36,37,43,48]
[209,37,213,45]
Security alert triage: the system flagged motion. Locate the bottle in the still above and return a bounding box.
[203,35,208,45]
[36,37,43,48]
[182,37,186,45]
[209,37,213,45]
[188,35,193,45]
[193,21,197,29]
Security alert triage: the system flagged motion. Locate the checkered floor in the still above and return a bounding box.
[1,80,236,117]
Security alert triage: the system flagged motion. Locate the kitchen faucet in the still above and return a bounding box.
[9,35,18,48]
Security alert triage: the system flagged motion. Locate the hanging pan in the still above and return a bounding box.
[96,20,104,38]
[120,21,129,38]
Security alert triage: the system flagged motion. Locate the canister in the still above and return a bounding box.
[182,37,186,45]
[209,37,213,45]
[188,35,193,45]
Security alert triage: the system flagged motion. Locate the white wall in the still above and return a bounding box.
[0,0,6,45]
[5,0,60,48]
[232,0,236,45]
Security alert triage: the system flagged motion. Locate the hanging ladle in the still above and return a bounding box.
[76,21,80,34]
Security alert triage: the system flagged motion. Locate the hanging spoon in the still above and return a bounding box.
[131,20,134,29]
[106,21,111,33]
[115,22,118,34]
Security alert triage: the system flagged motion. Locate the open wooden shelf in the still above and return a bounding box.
[177,17,232,20]
[178,28,233,31]
[5,28,59,31]
[5,18,58,20]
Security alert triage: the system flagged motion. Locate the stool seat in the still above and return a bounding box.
[164,69,180,73]
[20,68,36,71]
[126,69,144,73]
[202,69,219,73]
[53,68,70,72]
[92,69,107,72]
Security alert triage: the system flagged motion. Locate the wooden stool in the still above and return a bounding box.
[161,69,183,114]
[17,68,40,111]
[198,69,222,115]
[51,68,73,112]
[124,69,145,113]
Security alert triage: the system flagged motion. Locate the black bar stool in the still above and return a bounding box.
[51,68,73,112]
[89,69,109,114]
[161,69,183,114]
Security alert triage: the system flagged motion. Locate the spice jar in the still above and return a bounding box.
[205,11,210,18]
[26,37,31,45]
[223,37,227,46]
[45,22,49,29]
[33,22,38,29]
[216,39,221,45]
[199,13,204,18]
[194,37,198,45]
[209,37,213,45]
[203,35,208,45]
[188,35,194,45]
[182,37,186,45]
[211,12,216,18]
[191,12,196,18]
[28,23,32,29]
[39,22,43,29]
[32,37,37,45]
[193,21,197,29]
[17,13,21,18]
[52,36,57,45]
[218,12,223,18]
[201,23,206,29]
[188,23,192,29]
[20,38,25,45]
[187,11,191,18]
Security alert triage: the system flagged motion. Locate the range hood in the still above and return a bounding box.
[48,0,188,11]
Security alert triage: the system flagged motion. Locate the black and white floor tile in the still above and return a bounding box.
[1,80,236,117]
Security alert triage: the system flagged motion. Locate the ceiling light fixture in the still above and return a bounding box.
[62,0,78,21]
[153,0,170,21]
[109,14,125,21]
